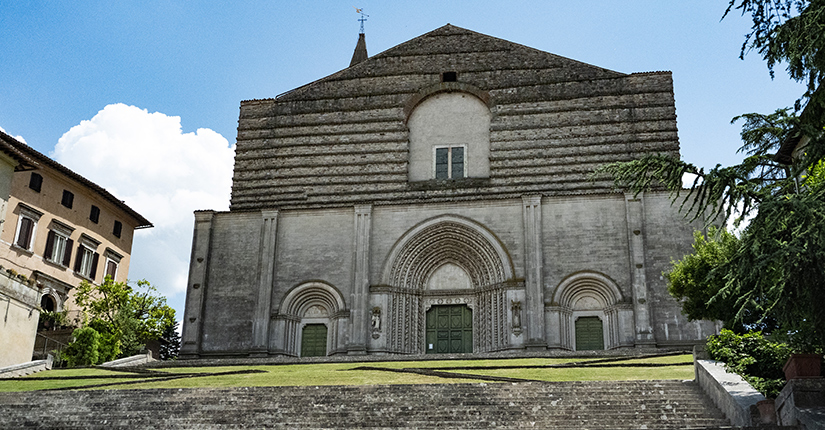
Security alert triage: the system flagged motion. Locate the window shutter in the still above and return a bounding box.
[90,206,100,223]
[106,260,117,279]
[63,239,73,267]
[44,230,55,260]
[17,218,33,249]
[74,247,83,272]
[90,252,99,280]
[61,190,74,209]
[29,173,43,192]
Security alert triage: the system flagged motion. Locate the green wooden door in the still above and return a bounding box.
[425,305,472,354]
[301,324,328,357]
[575,316,604,351]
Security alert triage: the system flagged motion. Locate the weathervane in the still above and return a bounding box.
[354,7,368,34]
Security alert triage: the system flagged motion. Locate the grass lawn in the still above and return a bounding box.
[0,354,694,392]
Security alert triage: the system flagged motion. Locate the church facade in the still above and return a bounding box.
[181,25,717,359]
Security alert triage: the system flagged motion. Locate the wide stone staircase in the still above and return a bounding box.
[0,379,747,429]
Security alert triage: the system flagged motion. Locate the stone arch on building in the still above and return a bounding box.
[379,215,517,354]
[406,85,492,182]
[547,271,634,351]
[278,281,347,357]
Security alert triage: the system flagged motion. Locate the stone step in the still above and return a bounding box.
[0,380,735,429]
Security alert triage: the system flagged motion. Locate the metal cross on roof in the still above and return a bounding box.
[354,7,368,34]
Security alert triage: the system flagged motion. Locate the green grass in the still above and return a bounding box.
[0,354,694,392]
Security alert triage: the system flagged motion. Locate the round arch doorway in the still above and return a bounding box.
[425,305,472,354]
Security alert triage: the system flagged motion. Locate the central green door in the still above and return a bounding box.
[575,316,604,351]
[301,324,328,357]
[426,305,472,354]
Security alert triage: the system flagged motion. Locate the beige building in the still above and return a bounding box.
[0,131,41,367]
[0,129,151,338]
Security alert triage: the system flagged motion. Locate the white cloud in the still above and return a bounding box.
[53,103,235,317]
[0,126,28,144]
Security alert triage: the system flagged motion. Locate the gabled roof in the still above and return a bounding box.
[270,24,624,102]
[0,131,38,171]
[0,129,152,229]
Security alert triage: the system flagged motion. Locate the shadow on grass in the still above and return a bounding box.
[348,354,693,383]
[19,369,268,391]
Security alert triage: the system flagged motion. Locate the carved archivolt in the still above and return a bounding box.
[552,272,623,309]
[381,215,516,354]
[549,271,628,350]
[383,215,513,289]
[280,281,346,317]
[278,281,347,356]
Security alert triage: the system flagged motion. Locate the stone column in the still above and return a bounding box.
[180,210,215,358]
[625,193,655,346]
[251,210,279,356]
[348,204,372,355]
[522,195,546,349]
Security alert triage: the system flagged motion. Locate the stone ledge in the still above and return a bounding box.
[694,355,765,427]
[100,352,156,368]
[0,355,52,378]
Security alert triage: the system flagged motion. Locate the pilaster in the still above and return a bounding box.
[251,210,279,356]
[180,210,215,358]
[348,204,372,355]
[522,195,546,349]
[625,193,655,346]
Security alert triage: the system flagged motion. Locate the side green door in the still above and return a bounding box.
[301,324,328,357]
[425,305,472,354]
[575,316,604,351]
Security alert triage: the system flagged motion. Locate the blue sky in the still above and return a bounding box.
[0,1,805,322]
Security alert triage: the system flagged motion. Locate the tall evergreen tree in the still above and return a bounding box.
[597,0,825,350]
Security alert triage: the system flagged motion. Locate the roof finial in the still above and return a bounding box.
[353,7,368,34]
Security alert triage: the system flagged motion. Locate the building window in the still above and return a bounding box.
[441,71,457,82]
[104,249,122,281]
[74,235,100,280]
[61,190,74,209]
[14,204,43,251]
[29,173,43,193]
[15,216,36,250]
[45,231,73,267]
[434,146,465,179]
[90,206,100,223]
[113,220,122,238]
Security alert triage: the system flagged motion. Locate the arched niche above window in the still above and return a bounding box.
[407,91,491,182]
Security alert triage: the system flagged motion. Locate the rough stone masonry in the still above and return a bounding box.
[180,24,719,359]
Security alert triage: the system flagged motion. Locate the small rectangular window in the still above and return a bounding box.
[442,71,457,82]
[74,245,99,280]
[105,259,118,280]
[90,205,100,223]
[435,148,450,179]
[29,173,43,193]
[15,216,35,250]
[434,146,465,180]
[451,147,464,179]
[61,190,74,209]
[45,230,73,267]
[113,220,122,238]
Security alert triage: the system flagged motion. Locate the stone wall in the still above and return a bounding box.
[230,25,678,211]
[0,271,39,367]
[182,190,708,358]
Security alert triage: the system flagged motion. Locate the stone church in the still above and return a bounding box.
[180,25,717,359]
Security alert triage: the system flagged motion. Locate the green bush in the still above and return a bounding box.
[61,327,102,367]
[706,329,791,398]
